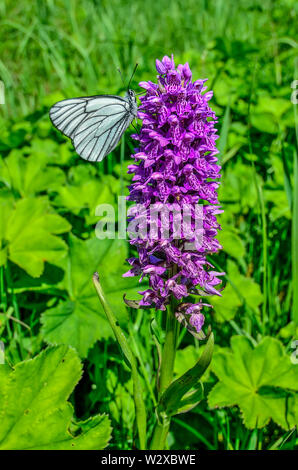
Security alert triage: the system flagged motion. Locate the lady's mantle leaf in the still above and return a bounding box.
[211,260,263,322]
[53,177,117,225]
[0,345,111,449]
[0,150,65,197]
[208,336,298,430]
[41,235,147,357]
[0,197,70,277]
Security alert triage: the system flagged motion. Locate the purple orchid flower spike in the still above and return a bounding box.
[124,55,224,337]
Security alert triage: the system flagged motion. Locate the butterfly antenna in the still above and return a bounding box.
[127,63,139,90]
[117,67,126,87]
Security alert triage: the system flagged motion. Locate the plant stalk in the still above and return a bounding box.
[93,273,147,449]
[150,297,179,450]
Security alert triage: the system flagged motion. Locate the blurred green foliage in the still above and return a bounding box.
[0,0,297,450]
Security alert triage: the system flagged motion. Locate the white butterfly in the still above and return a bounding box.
[49,89,138,162]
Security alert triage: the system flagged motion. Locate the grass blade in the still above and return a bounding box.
[292,149,298,324]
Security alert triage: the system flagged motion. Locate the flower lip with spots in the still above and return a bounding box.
[124,55,224,336]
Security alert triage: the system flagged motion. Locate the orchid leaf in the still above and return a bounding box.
[174,344,212,383]
[174,383,204,415]
[208,336,298,429]
[0,345,111,449]
[157,333,214,418]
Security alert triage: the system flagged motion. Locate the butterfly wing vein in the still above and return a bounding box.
[49,95,135,162]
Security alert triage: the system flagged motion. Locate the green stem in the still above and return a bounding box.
[150,298,179,450]
[93,273,147,449]
[292,151,298,323]
[6,263,25,359]
[150,421,170,450]
[158,301,179,395]
[257,182,268,325]
[128,325,157,407]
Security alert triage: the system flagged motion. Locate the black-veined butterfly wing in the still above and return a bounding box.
[49,94,137,162]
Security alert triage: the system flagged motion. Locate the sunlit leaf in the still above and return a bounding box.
[211,260,262,322]
[41,235,147,357]
[208,336,298,429]
[0,150,65,197]
[0,197,71,277]
[0,345,111,449]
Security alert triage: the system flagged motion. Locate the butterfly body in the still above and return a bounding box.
[49,89,137,162]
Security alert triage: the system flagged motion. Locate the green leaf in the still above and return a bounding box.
[41,235,146,357]
[254,96,292,119]
[219,161,260,214]
[93,273,147,450]
[265,189,291,221]
[0,150,65,197]
[208,336,298,430]
[0,345,111,449]
[174,345,200,377]
[54,178,117,225]
[174,344,212,383]
[211,260,262,322]
[28,138,74,166]
[158,333,214,418]
[251,112,279,134]
[105,370,135,425]
[218,105,230,160]
[173,384,204,415]
[250,96,291,134]
[0,197,71,277]
[217,229,245,259]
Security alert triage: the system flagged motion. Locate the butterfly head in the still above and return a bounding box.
[126,89,136,102]
[126,89,138,117]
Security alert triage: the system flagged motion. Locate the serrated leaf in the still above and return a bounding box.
[0,345,111,449]
[41,235,147,357]
[0,151,65,197]
[54,178,117,225]
[208,336,298,430]
[211,260,262,322]
[105,370,135,425]
[0,197,71,277]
